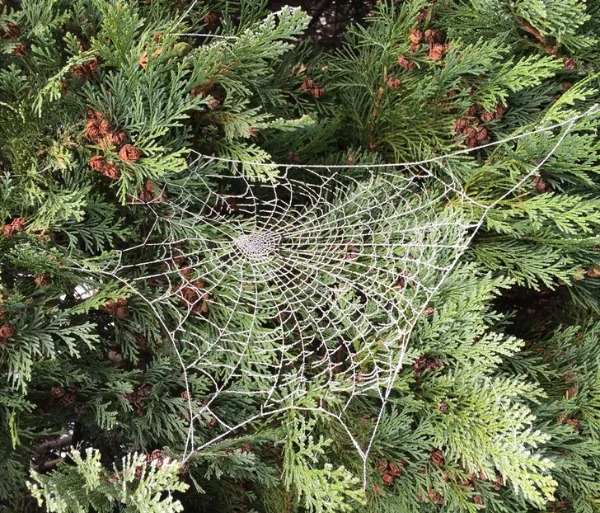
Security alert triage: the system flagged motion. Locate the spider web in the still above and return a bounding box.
[70,98,596,481]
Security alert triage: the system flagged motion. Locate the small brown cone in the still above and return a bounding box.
[424,29,443,43]
[430,450,445,465]
[0,325,15,346]
[409,29,423,44]
[300,77,314,92]
[429,43,445,61]
[50,386,65,398]
[428,489,443,504]
[13,43,27,56]
[397,55,416,70]
[311,86,325,99]
[102,162,121,180]
[409,42,421,53]
[119,144,142,163]
[586,264,600,278]
[34,273,50,287]
[387,77,401,89]
[111,132,127,147]
[89,155,107,171]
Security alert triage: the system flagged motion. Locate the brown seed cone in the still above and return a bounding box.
[50,386,65,398]
[408,42,421,53]
[430,450,445,465]
[111,132,127,147]
[311,86,325,99]
[115,306,129,319]
[71,64,89,79]
[7,22,20,39]
[533,176,547,193]
[34,273,50,287]
[98,119,111,136]
[473,496,483,505]
[86,120,100,140]
[424,29,443,43]
[2,217,27,239]
[88,155,107,171]
[480,111,495,122]
[300,77,314,92]
[493,475,504,490]
[587,264,600,278]
[382,472,394,486]
[105,299,116,312]
[409,29,423,44]
[475,126,488,140]
[148,449,162,462]
[0,325,15,345]
[564,57,577,69]
[417,7,429,22]
[102,162,121,180]
[60,391,76,406]
[376,459,388,472]
[428,489,444,504]
[466,135,478,148]
[465,105,479,117]
[387,77,401,89]
[119,144,142,163]
[87,57,100,73]
[388,461,402,477]
[13,43,27,56]
[397,55,416,70]
[452,118,470,132]
[207,97,220,110]
[88,109,104,121]
[11,217,26,232]
[428,43,445,61]
[565,417,581,429]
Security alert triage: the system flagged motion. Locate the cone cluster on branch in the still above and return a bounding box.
[300,77,325,99]
[71,57,100,80]
[124,385,151,416]
[104,298,129,319]
[86,110,142,179]
[452,102,506,148]
[376,458,404,486]
[1,217,26,238]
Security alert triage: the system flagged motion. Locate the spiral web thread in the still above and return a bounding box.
[63,103,600,486]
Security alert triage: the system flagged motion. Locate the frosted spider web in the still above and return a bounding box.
[63,104,600,485]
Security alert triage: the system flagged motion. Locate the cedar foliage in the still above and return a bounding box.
[0,0,599,512]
